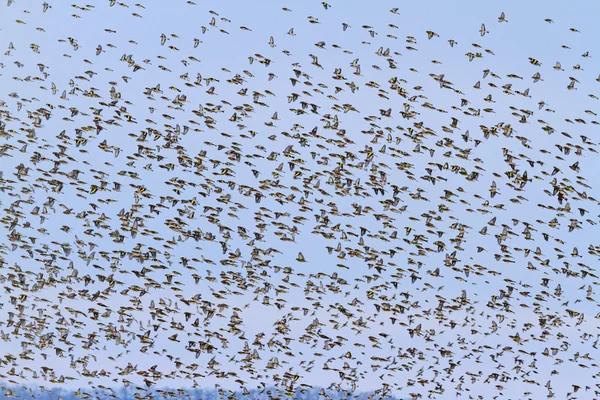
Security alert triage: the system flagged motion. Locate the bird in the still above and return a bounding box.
[480,23,489,36]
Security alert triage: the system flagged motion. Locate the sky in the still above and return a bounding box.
[1,0,600,399]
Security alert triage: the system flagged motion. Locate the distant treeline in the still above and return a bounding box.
[0,383,405,400]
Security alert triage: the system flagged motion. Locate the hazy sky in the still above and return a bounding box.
[1,0,600,398]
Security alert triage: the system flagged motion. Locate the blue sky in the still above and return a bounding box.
[1,0,600,398]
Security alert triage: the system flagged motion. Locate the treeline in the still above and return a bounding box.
[0,384,406,400]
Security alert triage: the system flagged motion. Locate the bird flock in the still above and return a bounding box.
[1,1,600,399]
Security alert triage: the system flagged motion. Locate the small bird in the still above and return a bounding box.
[480,23,489,36]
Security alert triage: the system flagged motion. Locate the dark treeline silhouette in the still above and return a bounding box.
[0,383,406,400]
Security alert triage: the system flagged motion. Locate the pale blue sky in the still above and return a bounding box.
[1,0,600,399]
